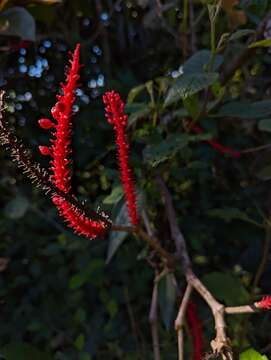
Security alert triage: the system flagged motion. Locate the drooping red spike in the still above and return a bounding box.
[103,90,139,226]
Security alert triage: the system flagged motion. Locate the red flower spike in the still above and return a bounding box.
[38,118,55,130]
[103,91,139,226]
[255,296,271,310]
[187,302,203,360]
[49,43,81,194]
[37,43,107,240]
[39,145,51,156]
[52,196,106,239]
[190,123,241,159]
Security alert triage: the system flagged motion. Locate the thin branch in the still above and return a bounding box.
[175,284,193,360]
[157,175,233,359]
[149,279,161,360]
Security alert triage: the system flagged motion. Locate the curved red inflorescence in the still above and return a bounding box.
[52,195,106,239]
[103,91,139,226]
[38,43,106,239]
[256,296,271,310]
[187,301,203,360]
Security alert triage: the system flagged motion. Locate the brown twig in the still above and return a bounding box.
[149,277,161,360]
[157,175,233,359]
[175,284,193,360]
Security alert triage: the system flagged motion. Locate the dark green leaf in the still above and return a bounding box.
[164,72,218,106]
[207,207,260,227]
[143,134,189,167]
[202,272,250,306]
[183,50,223,73]
[216,100,271,119]
[103,185,123,204]
[158,273,177,330]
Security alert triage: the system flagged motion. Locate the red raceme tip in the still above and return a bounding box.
[256,296,271,310]
[37,43,107,240]
[103,90,139,226]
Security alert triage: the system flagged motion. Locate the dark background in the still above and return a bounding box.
[0,0,271,359]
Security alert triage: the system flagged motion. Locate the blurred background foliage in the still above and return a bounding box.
[1,0,271,359]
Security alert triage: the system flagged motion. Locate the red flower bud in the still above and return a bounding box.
[39,146,51,156]
[38,118,55,130]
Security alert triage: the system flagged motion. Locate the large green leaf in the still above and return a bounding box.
[207,207,260,227]
[164,72,218,106]
[143,133,211,167]
[158,273,177,330]
[106,201,130,264]
[0,7,35,41]
[202,272,250,306]
[183,50,223,73]
[216,100,271,119]
[106,192,144,263]
[0,342,53,360]
[240,348,269,360]
[143,134,189,167]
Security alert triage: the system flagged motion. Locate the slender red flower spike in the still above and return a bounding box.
[255,296,271,310]
[103,91,139,226]
[190,123,241,159]
[52,195,106,239]
[38,43,106,240]
[187,301,203,360]
[39,43,81,193]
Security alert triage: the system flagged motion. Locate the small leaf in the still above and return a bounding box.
[158,273,177,330]
[103,186,123,204]
[240,348,269,360]
[128,104,151,126]
[258,119,271,132]
[74,334,85,351]
[127,84,146,104]
[164,72,218,106]
[249,38,271,48]
[0,7,35,41]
